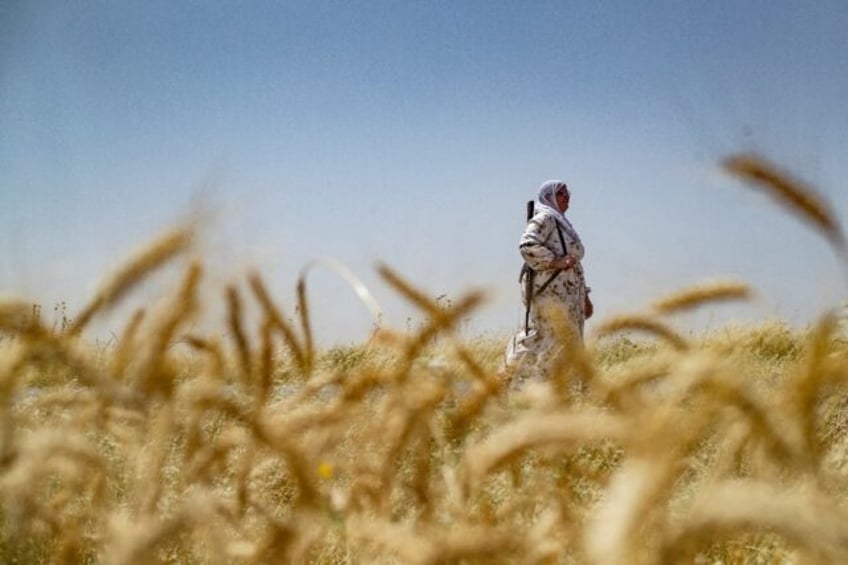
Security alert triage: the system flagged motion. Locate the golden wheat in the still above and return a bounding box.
[69,227,193,335]
[723,153,847,261]
[3,155,848,564]
[651,279,752,314]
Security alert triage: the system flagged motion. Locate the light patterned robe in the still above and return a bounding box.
[505,207,588,382]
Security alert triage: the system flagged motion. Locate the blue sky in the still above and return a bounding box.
[2,1,848,344]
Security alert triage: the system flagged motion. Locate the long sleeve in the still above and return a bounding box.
[519,213,557,271]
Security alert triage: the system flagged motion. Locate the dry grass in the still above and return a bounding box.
[2,153,848,563]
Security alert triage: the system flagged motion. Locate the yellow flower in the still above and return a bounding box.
[317,462,334,480]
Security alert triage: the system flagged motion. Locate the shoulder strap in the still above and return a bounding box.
[555,222,567,255]
[534,223,569,296]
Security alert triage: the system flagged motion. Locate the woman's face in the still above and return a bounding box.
[555,188,570,213]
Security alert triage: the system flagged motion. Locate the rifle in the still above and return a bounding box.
[521,200,535,336]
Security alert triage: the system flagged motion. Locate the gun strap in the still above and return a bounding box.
[536,269,561,295]
[533,223,568,296]
[556,222,567,256]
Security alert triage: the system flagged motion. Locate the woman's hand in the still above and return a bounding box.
[584,294,594,319]
[550,256,577,270]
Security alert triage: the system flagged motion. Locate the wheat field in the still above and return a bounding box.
[1,154,847,564]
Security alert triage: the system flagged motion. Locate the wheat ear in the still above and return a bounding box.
[247,272,306,376]
[724,153,847,263]
[70,227,192,335]
[594,313,689,351]
[226,284,252,381]
[651,279,752,314]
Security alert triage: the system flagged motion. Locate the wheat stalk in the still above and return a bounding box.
[724,153,847,264]
[662,479,848,562]
[226,284,252,381]
[5,152,848,564]
[651,279,752,314]
[594,313,690,351]
[248,271,307,376]
[461,410,629,491]
[70,227,192,335]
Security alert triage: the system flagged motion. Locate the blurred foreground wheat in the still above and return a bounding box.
[1,154,848,564]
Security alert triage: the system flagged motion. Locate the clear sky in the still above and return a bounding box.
[2,1,848,345]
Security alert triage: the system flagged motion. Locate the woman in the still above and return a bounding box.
[505,180,593,383]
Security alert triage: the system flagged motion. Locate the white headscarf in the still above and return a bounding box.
[537,179,582,248]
